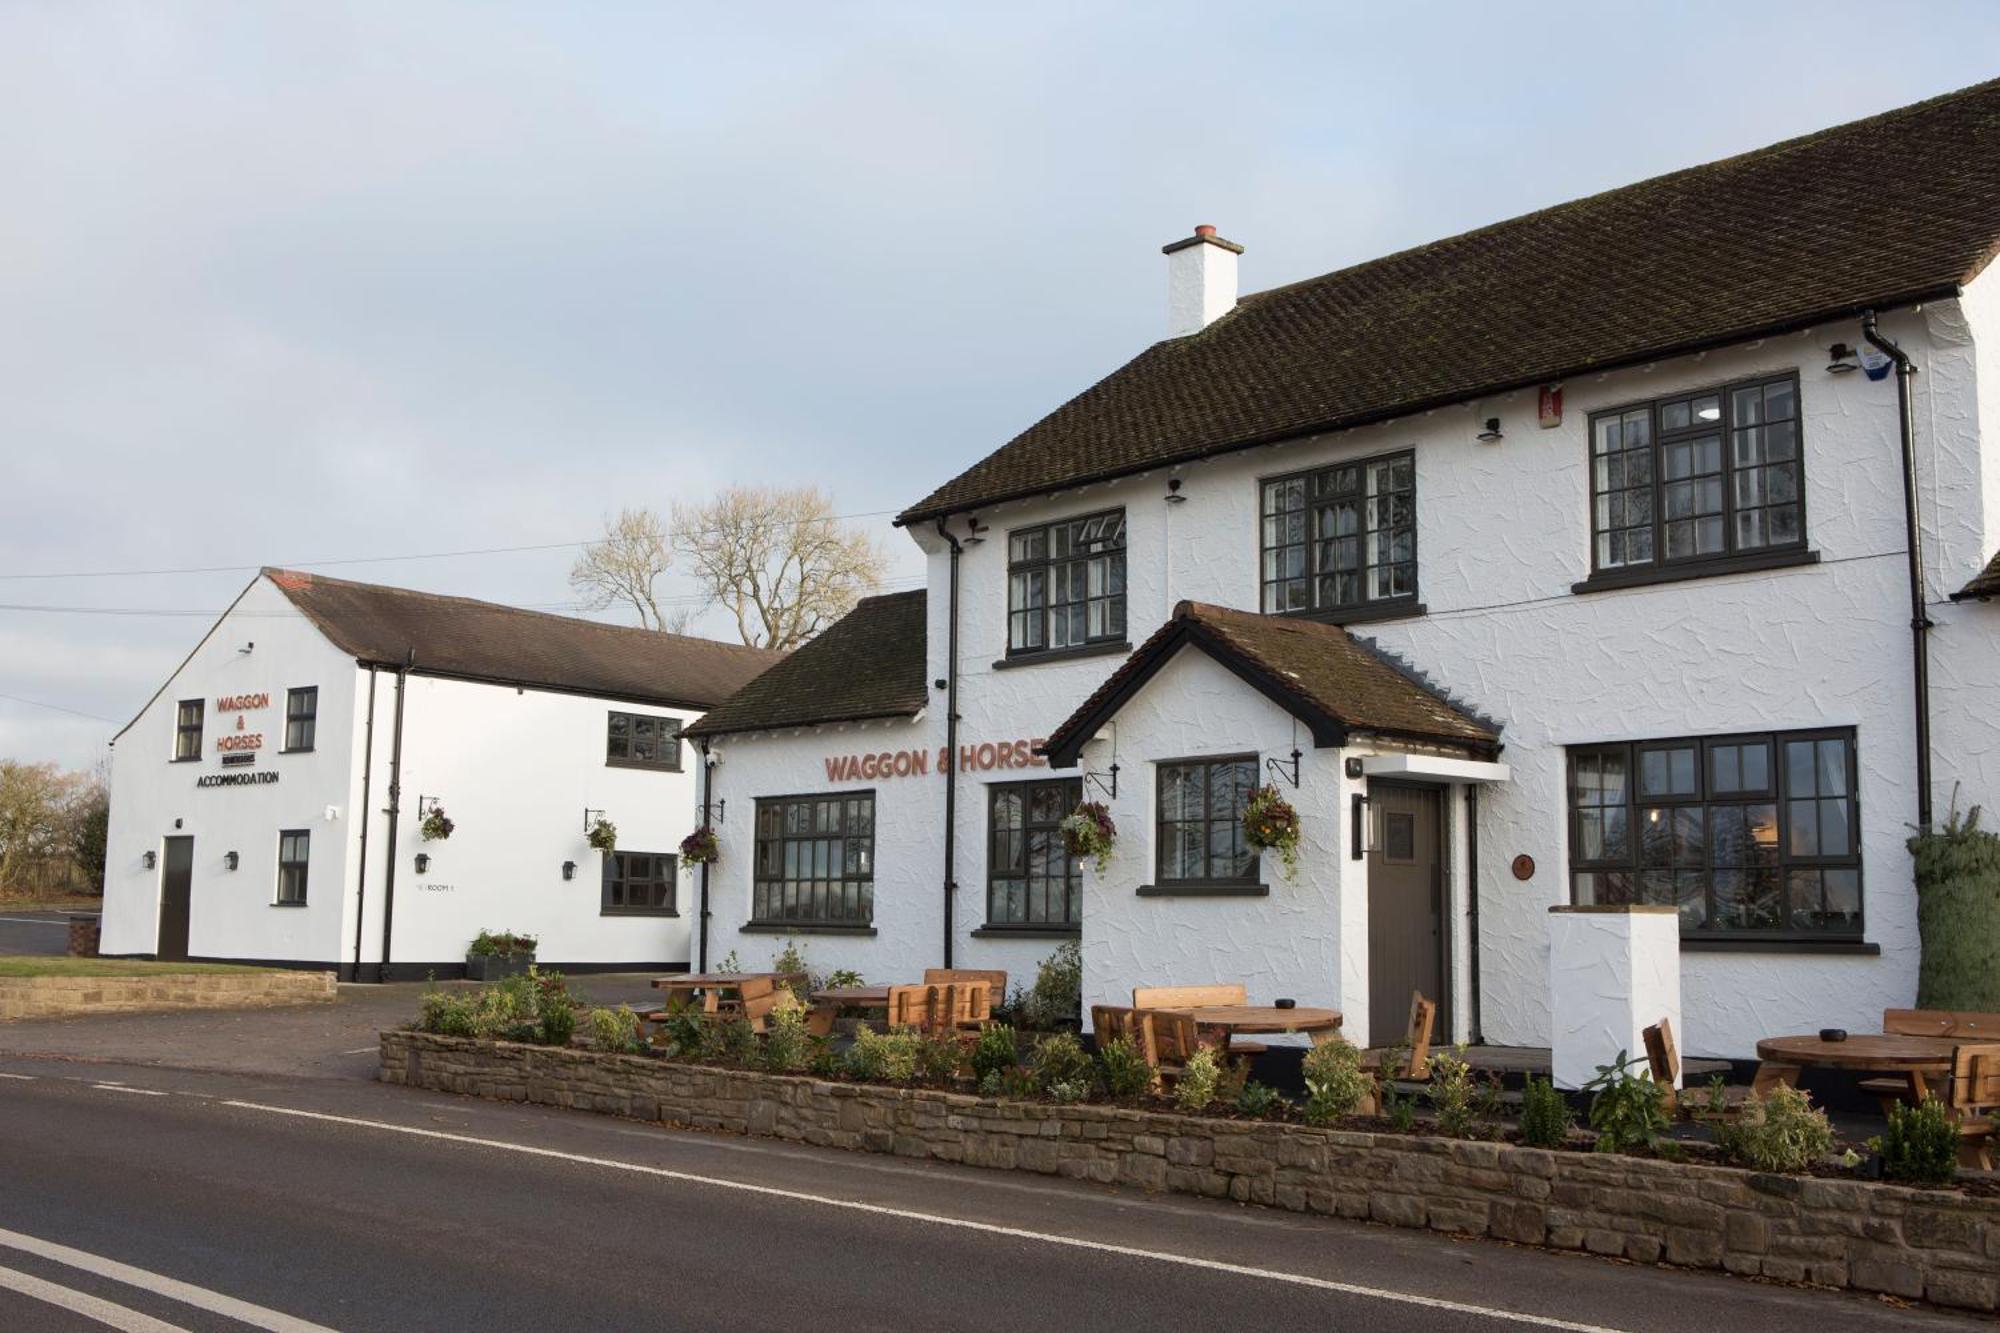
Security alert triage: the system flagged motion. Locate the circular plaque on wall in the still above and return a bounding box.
[1510,854,1535,881]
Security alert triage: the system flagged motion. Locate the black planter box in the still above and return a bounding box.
[464,952,535,981]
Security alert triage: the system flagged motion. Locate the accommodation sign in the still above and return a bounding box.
[215,691,270,756]
[822,738,1047,783]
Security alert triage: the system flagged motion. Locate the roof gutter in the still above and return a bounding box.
[1860,310,1935,832]
[934,517,963,969]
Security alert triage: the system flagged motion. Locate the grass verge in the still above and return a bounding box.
[0,956,276,978]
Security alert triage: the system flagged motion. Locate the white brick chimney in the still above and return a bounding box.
[1162,224,1242,339]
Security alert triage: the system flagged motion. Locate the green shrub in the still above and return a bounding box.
[979,1065,1038,1099]
[1215,1053,1251,1108]
[1717,1084,1835,1172]
[1174,1045,1221,1113]
[468,929,538,957]
[809,1044,843,1080]
[586,1006,644,1054]
[1428,1046,1479,1138]
[846,1026,921,1083]
[655,1006,708,1061]
[1584,1051,1672,1155]
[535,973,578,1047]
[1300,1038,1372,1124]
[761,1005,813,1074]
[1908,801,2000,1009]
[1517,1076,1574,1149]
[770,939,814,1005]
[1382,1083,1417,1132]
[1019,941,1082,1031]
[1096,1038,1155,1100]
[713,1014,757,1066]
[1045,1078,1091,1103]
[1029,1031,1094,1094]
[970,1023,1019,1084]
[916,1032,965,1085]
[821,968,865,990]
[1236,1081,1285,1118]
[1878,1096,1960,1185]
[417,988,477,1038]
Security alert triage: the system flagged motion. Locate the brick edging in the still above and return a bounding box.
[0,970,336,1020]
[379,1030,2000,1312]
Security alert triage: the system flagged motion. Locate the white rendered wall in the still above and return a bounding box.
[1548,907,1683,1091]
[102,577,359,963]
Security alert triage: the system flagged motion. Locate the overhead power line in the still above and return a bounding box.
[0,691,119,724]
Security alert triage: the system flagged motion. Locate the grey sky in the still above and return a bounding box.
[5,2,1998,769]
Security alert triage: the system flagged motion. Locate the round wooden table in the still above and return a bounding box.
[1753,1033,1960,1101]
[1181,1005,1344,1047]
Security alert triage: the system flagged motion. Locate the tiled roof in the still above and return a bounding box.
[1953,550,2000,601]
[1043,601,1500,764]
[267,569,784,709]
[684,590,928,738]
[900,79,2000,525]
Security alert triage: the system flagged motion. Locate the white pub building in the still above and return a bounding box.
[103,570,780,979]
[690,82,2000,1060]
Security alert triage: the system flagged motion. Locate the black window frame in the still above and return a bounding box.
[1566,727,1862,943]
[276,828,310,906]
[985,777,1083,931]
[1586,372,1806,579]
[1154,754,1261,888]
[1006,509,1128,658]
[1259,449,1418,619]
[283,686,318,753]
[751,791,875,928]
[601,849,678,916]
[606,710,683,772]
[173,699,204,762]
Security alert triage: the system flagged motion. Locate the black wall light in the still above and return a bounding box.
[224,851,239,871]
[414,852,430,875]
[143,850,157,870]
[561,860,577,881]
[1476,417,1504,443]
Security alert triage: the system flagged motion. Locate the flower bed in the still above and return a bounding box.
[380,1030,2000,1312]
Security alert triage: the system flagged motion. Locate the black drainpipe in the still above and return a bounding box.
[378,652,413,980]
[1465,784,1482,1046]
[697,738,713,973]
[351,666,378,981]
[1861,310,1934,831]
[934,517,963,968]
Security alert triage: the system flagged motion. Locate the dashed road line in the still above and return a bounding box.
[93,1084,167,1096]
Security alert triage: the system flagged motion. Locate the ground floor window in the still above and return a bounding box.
[753,792,874,926]
[987,778,1082,929]
[1567,728,1861,939]
[603,850,677,915]
[1156,756,1259,885]
[276,829,309,905]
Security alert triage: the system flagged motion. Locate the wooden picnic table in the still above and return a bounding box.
[811,984,892,1008]
[651,971,807,1013]
[1179,1004,1344,1047]
[1752,1033,1961,1100]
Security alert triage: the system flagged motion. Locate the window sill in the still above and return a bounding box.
[740,922,877,936]
[1136,882,1270,898]
[1571,548,1819,595]
[601,908,680,918]
[992,641,1131,672]
[280,748,314,756]
[972,924,1081,939]
[1278,599,1425,628]
[605,757,683,773]
[271,901,308,909]
[170,757,201,764]
[1681,937,1879,955]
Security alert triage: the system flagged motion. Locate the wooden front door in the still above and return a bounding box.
[1366,783,1445,1047]
[157,836,193,961]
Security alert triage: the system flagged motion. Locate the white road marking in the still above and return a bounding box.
[224,1100,1622,1332]
[339,1048,377,1055]
[0,1227,336,1333]
[0,1073,35,1081]
[93,1084,166,1096]
[0,1261,190,1331]
[0,916,66,925]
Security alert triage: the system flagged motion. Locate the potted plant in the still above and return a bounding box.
[679,825,718,867]
[1058,801,1116,873]
[587,816,618,853]
[465,929,538,981]
[1243,784,1301,879]
[418,803,455,842]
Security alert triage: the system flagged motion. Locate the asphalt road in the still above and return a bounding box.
[0,1056,1980,1333]
[0,911,70,956]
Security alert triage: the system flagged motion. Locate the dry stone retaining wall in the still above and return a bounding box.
[380,1031,2000,1312]
[0,969,335,1020]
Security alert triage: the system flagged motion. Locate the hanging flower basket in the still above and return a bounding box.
[418,804,455,842]
[679,825,718,867]
[1243,784,1301,880]
[587,816,618,853]
[1059,801,1117,874]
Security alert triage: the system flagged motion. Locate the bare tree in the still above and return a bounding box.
[569,508,690,632]
[671,486,890,650]
[0,760,85,892]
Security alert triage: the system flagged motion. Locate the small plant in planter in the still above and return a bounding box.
[679,825,718,867]
[418,804,455,842]
[1058,801,1116,873]
[465,929,539,981]
[587,816,618,853]
[1242,785,1300,879]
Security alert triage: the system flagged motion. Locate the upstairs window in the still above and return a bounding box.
[1008,510,1126,656]
[284,687,318,753]
[1260,452,1416,616]
[1589,374,1803,574]
[607,711,682,771]
[277,829,310,905]
[174,700,204,762]
[1567,728,1860,940]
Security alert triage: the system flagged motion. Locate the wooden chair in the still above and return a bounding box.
[1092,1004,1160,1088]
[739,981,797,1035]
[1361,991,1436,1080]
[1642,1016,1680,1111]
[926,968,1007,999]
[1132,983,1267,1055]
[889,983,988,1037]
[1949,1042,2000,1170]
[1861,1009,2000,1114]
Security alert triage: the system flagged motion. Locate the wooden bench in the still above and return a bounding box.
[1132,984,1266,1055]
[888,982,991,1037]
[1861,1009,2000,1114]
[1950,1042,2000,1170]
[1360,991,1435,1080]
